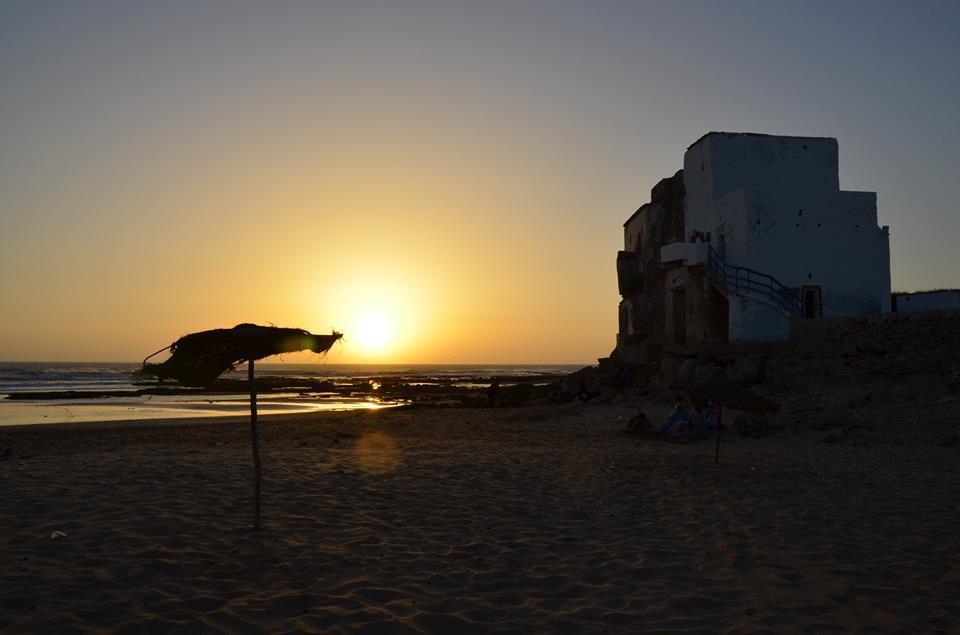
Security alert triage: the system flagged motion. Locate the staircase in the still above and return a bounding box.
[706,245,802,315]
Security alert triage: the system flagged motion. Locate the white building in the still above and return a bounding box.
[892,290,960,313]
[617,132,892,352]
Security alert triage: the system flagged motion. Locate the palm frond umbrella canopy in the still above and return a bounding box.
[141,324,343,387]
[141,324,343,530]
[676,377,780,463]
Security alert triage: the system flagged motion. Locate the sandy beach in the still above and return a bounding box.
[1,404,958,634]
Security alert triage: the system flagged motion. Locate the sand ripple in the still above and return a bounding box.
[1,406,958,632]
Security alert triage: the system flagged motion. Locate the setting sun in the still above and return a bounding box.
[353,313,393,352]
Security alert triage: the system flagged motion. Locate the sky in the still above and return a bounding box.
[1,1,958,363]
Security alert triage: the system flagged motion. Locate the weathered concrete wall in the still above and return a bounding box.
[680,132,890,337]
[729,296,790,342]
[893,290,960,313]
[663,266,728,345]
[616,171,685,360]
[684,133,839,224]
[732,187,890,316]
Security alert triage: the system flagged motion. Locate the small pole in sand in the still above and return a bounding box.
[714,404,723,464]
[249,360,262,531]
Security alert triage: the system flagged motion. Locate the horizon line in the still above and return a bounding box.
[0,360,592,366]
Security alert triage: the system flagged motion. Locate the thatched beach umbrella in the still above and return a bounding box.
[141,324,342,529]
[677,378,780,463]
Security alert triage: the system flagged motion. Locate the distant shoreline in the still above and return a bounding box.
[0,363,580,426]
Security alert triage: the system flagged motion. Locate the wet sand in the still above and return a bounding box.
[1,404,958,633]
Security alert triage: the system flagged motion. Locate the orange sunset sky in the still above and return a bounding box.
[2,3,958,363]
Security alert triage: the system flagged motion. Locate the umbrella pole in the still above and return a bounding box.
[249,360,262,531]
[714,405,723,464]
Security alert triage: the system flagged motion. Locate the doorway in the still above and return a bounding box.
[708,286,730,342]
[802,286,822,319]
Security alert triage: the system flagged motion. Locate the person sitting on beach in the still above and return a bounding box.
[688,404,707,438]
[660,396,690,436]
[684,401,719,439]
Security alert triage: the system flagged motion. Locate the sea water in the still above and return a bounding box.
[0,362,580,426]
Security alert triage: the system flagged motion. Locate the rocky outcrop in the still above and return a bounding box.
[585,311,960,445]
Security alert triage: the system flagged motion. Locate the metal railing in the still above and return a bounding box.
[706,245,803,315]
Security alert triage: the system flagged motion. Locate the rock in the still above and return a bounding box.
[676,358,698,384]
[562,366,594,393]
[660,357,681,385]
[647,372,665,391]
[726,356,763,385]
[694,364,723,383]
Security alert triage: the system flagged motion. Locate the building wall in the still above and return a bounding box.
[731,188,889,316]
[685,133,839,209]
[729,296,791,342]
[791,310,960,361]
[681,132,891,331]
[616,171,685,360]
[893,290,960,313]
[663,266,729,345]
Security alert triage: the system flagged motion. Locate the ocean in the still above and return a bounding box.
[0,362,582,426]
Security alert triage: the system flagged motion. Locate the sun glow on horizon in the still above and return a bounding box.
[352,312,393,353]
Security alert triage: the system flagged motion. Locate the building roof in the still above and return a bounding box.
[686,131,837,151]
[622,202,650,228]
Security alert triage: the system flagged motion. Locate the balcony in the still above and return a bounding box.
[660,241,711,266]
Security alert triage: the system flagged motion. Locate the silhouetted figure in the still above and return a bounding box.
[660,395,690,436]
[487,379,500,407]
[615,364,632,395]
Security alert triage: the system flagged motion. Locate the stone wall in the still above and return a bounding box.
[790,311,960,361]
[892,290,960,313]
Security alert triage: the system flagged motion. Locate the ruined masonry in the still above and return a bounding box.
[616,132,891,362]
